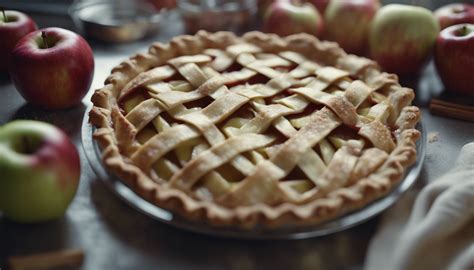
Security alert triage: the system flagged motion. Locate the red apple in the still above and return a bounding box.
[258,0,275,17]
[263,0,323,37]
[9,27,94,109]
[307,0,329,15]
[0,120,80,223]
[369,4,439,76]
[147,0,176,11]
[435,24,474,96]
[435,3,474,30]
[0,9,37,73]
[324,0,380,55]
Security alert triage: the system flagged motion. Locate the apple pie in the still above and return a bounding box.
[89,31,421,228]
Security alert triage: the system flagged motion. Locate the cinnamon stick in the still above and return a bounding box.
[8,248,84,270]
[429,98,474,122]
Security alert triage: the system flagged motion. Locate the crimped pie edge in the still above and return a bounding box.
[89,31,421,228]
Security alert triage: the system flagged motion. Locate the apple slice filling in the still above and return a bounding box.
[115,46,412,206]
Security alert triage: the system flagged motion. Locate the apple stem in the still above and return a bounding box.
[41,31,49,49]
[452,5,465,14]
[22,136,33,154]
[291,0,303,6]
[1,7,7,23]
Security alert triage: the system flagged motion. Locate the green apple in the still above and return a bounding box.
[369,4,439,76]
[325,0,380,55]
[0,120,80,223]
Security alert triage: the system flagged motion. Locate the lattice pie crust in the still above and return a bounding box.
[90,31,421,228]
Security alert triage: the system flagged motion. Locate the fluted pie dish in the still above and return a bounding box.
[89,31,421,228]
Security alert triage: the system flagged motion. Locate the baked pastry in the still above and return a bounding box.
[90,31,421,228]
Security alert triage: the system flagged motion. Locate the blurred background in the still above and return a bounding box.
[0,0,464,14]
[0,0,463,14]
[0,0,471,47]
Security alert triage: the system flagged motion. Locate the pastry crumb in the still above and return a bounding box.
[428,132,439,143]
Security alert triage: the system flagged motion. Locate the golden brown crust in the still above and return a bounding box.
[89,31,421,228]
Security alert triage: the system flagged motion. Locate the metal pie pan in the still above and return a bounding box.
[81,107,426,239]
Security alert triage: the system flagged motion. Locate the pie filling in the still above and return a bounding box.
[91,32,421,227]
[114,43,417,208]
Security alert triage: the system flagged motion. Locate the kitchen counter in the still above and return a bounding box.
[1,4,474,270]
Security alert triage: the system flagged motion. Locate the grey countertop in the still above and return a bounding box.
[1,3,474,270]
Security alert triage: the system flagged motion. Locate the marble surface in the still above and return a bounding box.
[1,3,474,270]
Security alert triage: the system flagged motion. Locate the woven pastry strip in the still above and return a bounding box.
[90,31,421,227]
